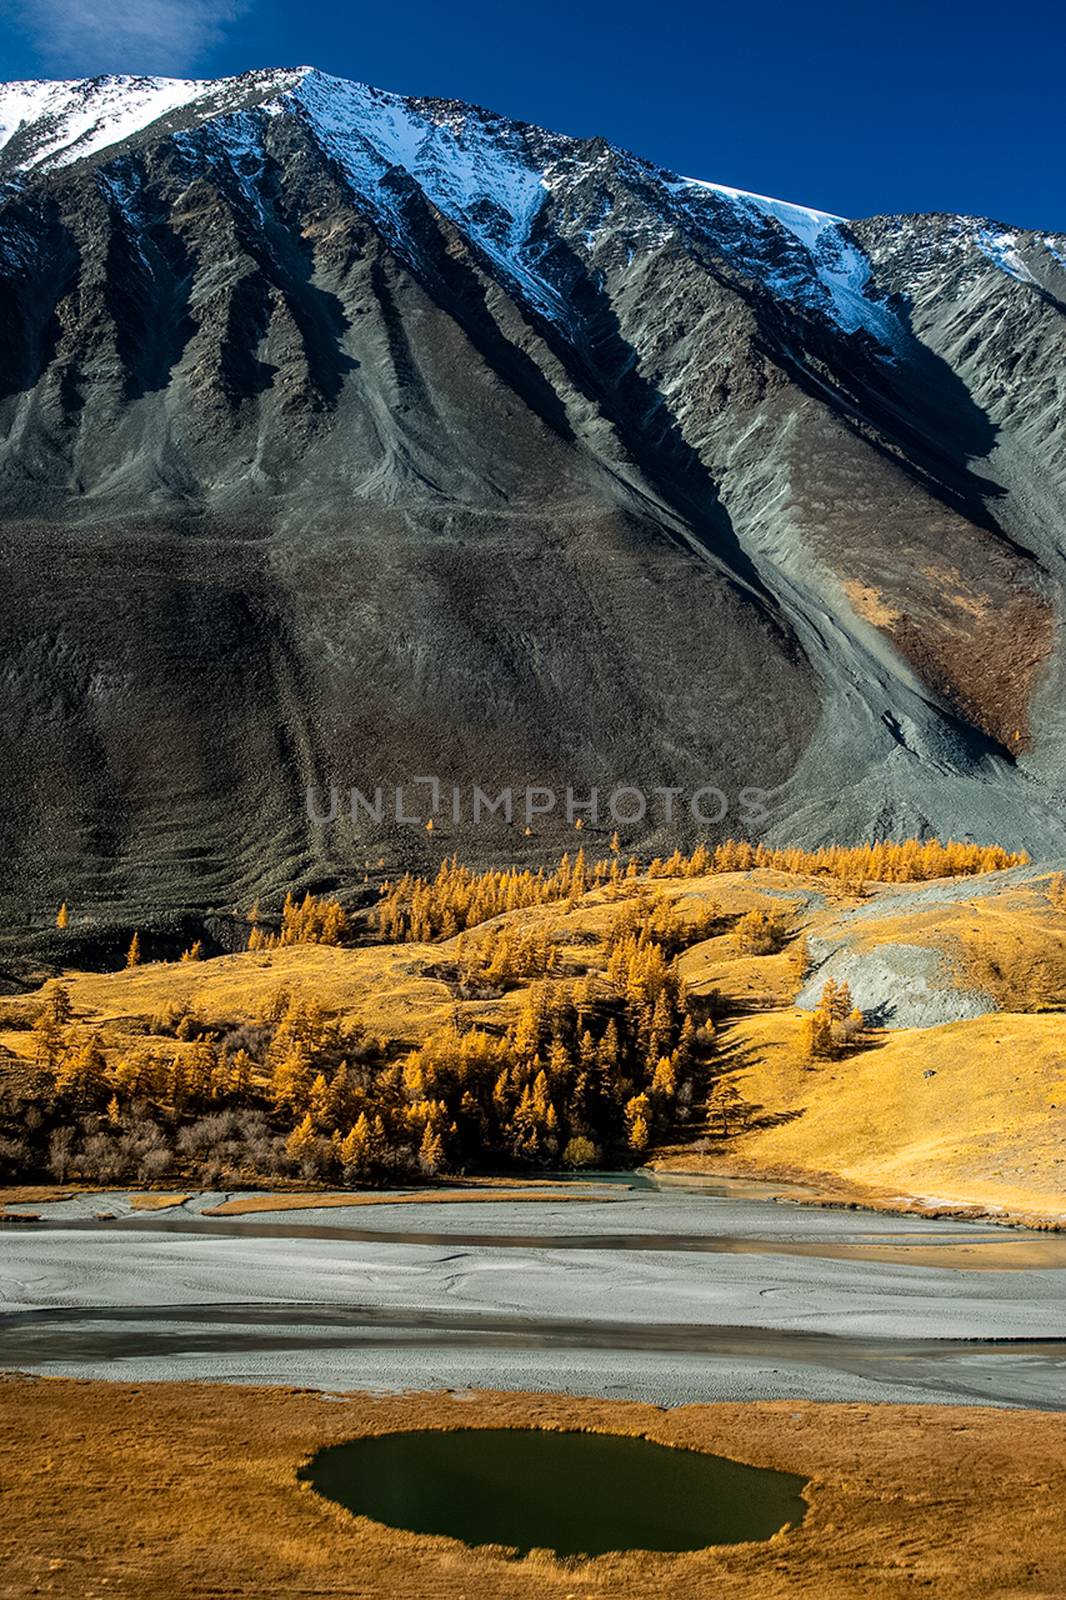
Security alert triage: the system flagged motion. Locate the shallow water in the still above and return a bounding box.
[9,1209,1064,1270]
[3,1302,1063,1408]
[300,1427,808,1555]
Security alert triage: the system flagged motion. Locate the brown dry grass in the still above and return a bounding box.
[127,1193,192,1211]
[0,1187,76,1205]
[0,1377,1062,1600]
[204,1187,620,1216]
[842,580,902,628]
[685,1232,1066,1270]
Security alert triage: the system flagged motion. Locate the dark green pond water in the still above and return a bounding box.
[300,1428,808,1556]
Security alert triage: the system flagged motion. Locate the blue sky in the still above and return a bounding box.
[0,0,1061,230]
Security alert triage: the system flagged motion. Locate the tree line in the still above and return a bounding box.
[55,838,1026,958]
[365,838,1025,949]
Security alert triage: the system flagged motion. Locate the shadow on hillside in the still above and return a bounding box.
[400,194,790,614]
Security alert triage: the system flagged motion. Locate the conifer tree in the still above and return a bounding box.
[805,978,865,1060]
[167,1054,189,1115]
[309,1072,332,1129]
[271,1042,315,1118]
[327,1064,354,1127]
[596,1018,621,1077]
[186,1040,218,1106]
[286,1113,318,1167]
[709,1079,745,1135]
[50,984,72,1027]
[56,902,69,930]
[805,997,835,1061]
[228,1048,255,1100]
[831,980,854,1021]
[418,1122,445,1175]
[33,1007,67,1072]
[126,932,141,970]
[320,900,349,945]
[110,1053,147,1100]
[734,907,787,955]
[675,1014,697,1072]
[650,1054,676,1104]
[648,837,1025,887]
[648,993,673,1062]
[339,1113,374,1179]
[55,1036,108,1103]
[625,1093,650,1152]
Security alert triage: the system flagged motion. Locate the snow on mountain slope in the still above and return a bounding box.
[0,75,219,170]
[285,71,561,317]
[673,176,904,347]
[0,66,904,346]
[976,227,1038,285]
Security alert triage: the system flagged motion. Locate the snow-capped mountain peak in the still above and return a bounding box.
[0,65,898,341]
[0,71,304,172]
[284,69,559,312]
[2,65,1060,360]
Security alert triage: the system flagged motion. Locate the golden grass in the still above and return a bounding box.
[0,1377,1062,1600]
[0,1187,75,1205]
[203,1187,620,1216]
[721,1234,1066,1270]
[677,938,804,1010]
[817,879,1066,1012]
[0,872,817,1063]
[0,939,454,1048]
[654,870,1066,1222]
[658,1009,1066,1222]
[128,1193,192,1211]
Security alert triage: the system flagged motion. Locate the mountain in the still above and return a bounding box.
[1,67,1065,931]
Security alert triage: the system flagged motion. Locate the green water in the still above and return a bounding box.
[300,1427,808,1556]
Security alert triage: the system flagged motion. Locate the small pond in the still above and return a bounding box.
[300,1427,808,1556]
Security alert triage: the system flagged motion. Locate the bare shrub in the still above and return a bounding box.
[217,1021,274,1062]
[0,1135,31,1181]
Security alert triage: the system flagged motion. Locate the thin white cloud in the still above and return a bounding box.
[2,0,250,76]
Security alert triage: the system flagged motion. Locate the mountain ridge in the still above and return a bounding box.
[1,66,1065,928]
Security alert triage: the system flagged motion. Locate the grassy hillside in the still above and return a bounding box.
[1,849,1063,1221]
[656,1010,1066,1221]
[657,867,1066,1220]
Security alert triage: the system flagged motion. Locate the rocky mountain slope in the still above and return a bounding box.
[1,68,1065,926]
